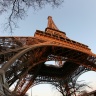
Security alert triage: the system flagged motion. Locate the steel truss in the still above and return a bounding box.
[0,16,96,96]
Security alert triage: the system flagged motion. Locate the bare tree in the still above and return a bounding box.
[0,0,63,33]
[52,81,91,96]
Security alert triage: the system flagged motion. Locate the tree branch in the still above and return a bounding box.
[0,0,64,33]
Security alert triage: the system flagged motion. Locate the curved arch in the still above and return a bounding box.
[2,42,96,72]
[2,42,96,95]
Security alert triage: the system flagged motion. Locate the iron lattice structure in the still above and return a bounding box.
[0,16,96,96]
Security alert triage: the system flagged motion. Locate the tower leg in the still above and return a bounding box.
[0,69,12,96]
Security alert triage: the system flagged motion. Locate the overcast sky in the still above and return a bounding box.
[1,0,96,96]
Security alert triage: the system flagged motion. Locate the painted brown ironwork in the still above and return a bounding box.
[0,16,96,96]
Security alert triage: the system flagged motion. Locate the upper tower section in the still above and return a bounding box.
[34,16,91,54]
[35,16,67,39]
[47,16,59,30]
[45,16,67,39]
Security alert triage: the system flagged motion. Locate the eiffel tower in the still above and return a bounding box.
[0,16,96,96]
